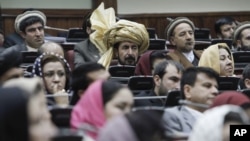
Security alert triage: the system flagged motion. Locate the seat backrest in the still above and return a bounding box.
[66,28,88,42]
[52,135,83,141]
[148,39,166,50]
[218,77,240,91]
[109,65,135,77]
[21,51,39,64]
[49,106,73,128]
[64,50,74,70]
[165,90,181,107]
[240,89,250,99]
[195,28,210,41]
[211,39,233,49]
[233,51,250,69]
[147,28,157,39]
[128,76,154,93]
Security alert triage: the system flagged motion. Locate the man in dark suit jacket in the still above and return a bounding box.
[162,67,219,135]
[165,17,203,69]
[134,60,184,107]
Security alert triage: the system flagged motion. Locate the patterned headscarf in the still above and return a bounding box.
[32,52,71,93]
[90,2,149,69]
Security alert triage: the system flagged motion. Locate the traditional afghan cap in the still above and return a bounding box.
[165,17,195,41]
[233,21,250,43]
[198,43,234,76]
[15,10,46,33]
[90,2,149,69]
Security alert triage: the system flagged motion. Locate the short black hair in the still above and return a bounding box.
[242,64,250,81]
[81,11,92,37]
[70,63,105,105]
[214,16,236,35]
[180,67,219,99]
[19,16,45,33]
[153,60,184,79]
[149,50,168,70]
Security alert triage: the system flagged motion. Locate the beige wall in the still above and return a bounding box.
[1,0,92,9]
[117,0,250,14]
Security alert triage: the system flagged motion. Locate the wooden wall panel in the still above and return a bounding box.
[2,9,250,39]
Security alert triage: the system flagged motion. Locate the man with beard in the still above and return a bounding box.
[134,60,184,107]
[214,16,237,39]
[2,10,46,53]
[165,17,203,69]
[233,21,250,51]
[89,3,149,69]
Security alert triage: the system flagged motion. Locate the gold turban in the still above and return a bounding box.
[90,3,149,69]
[198,43,234,75]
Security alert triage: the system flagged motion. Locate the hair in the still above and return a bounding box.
[125,110,165,141]
[214,16,236,35]
[82,11,92,36]
[149,50,168,70]
[224,111,246,124]
[102,80,126,106]
[70,63,105,105]
[153,60,184,79]
[19,16,45,33]
[180,67,219,99]
[41,55,71,93]
[242,64,250,81]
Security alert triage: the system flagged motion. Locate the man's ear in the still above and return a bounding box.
[183,84,192,99]
[170,36,176,46]
[244,78,250,89]
[19,31,26,39]
[236,40,242,48]
[153,75,161,87]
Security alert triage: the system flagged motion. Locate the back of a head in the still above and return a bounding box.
[39,41,64,57]
[126,110,165,141]
[0,87,29,141]
[180,67,219,99]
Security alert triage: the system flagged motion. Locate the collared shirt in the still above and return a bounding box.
[27,45,38,52]
[184,106,203,119]
[182,51,194,62]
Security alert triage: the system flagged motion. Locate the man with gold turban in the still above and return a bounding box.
[90,3,149,69]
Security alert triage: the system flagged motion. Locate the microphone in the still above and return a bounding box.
[178,99,209,109]
[44,26,69,32]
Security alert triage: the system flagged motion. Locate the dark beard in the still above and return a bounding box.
[118,55,136,66]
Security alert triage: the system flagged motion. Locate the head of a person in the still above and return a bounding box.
[188,105,249,141]
[242,64,250,89]
[70,63,110,105]
[153,60,184,96]
[210,91,250,119]
[104,20,149,66]
[82,11,92,36]
[233,21,250,51]
[134,50,168,76]
[39,41,64,57]
[2,77,57,141]
[0,49,23,85]
[15,10,46,49]
[0,29,4,47]
[32,52,71,94]
[214,16,237,39]
[165,17,195,53]
[180,67,219,111]
[198,43,234,77]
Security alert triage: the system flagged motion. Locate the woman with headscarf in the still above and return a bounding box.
[198,43,234,77]
[32,52,71,106]
[188,105,249,141]
[70,80,134,140]
[1,77,57,141]
[90,2,149,69]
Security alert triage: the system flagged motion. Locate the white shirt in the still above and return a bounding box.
[27,45,38,52]
[185,106,204,119]
[182,51,194,62]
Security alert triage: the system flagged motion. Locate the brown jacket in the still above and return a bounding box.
[167,49,203,69]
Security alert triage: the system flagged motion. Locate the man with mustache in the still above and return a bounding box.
[233,21,250,51]
[2,10,46,53]
[165,17,202,69]
[89,3,149,69]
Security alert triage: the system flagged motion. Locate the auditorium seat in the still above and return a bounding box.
[233,51,250,70]
[64,50,75,70]
[148,39,166,50]
[109,65,135,77]
[218,77,240,91]
[165,90,181,107]
[128,76,154,95]
[49,106,73,128]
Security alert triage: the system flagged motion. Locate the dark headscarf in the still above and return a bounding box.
[0,87,29,141]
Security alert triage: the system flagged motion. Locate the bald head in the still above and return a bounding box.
[40,41,64,57]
